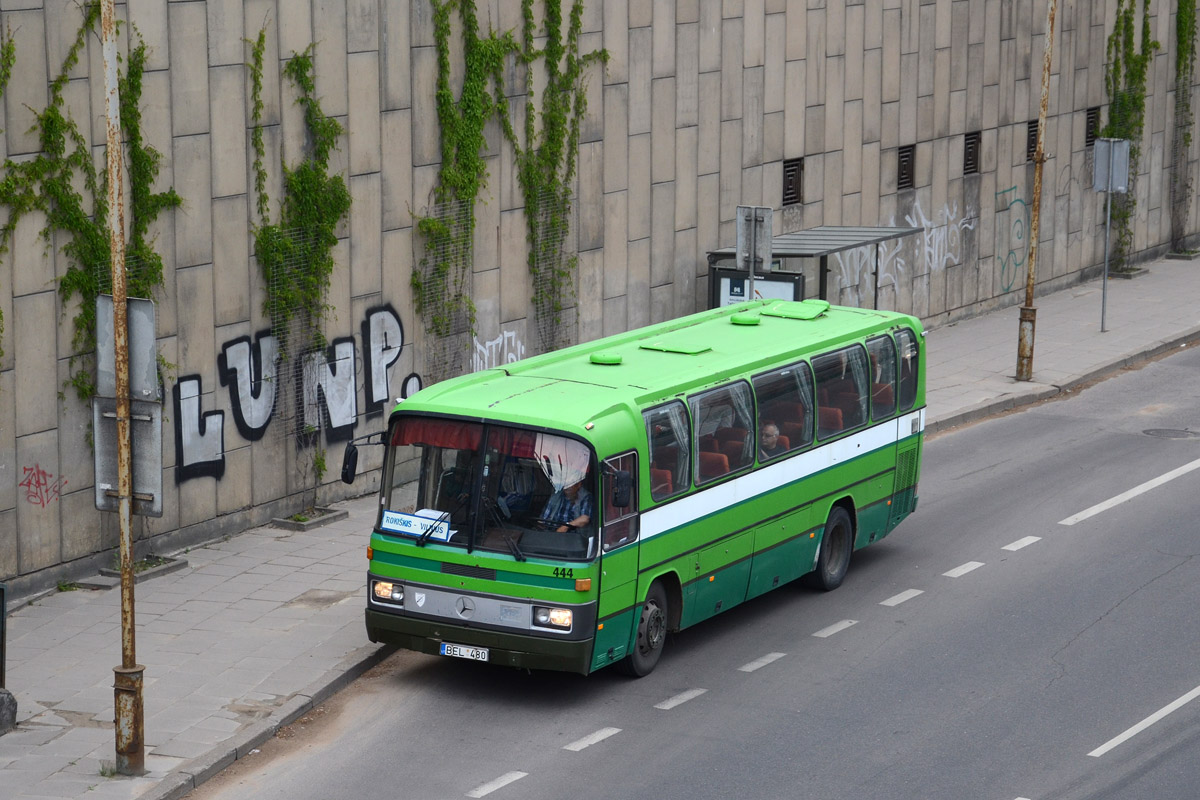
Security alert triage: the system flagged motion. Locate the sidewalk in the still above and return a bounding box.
[2,256,1199,800]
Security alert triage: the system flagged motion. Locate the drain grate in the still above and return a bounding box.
[1143,429,1200,439]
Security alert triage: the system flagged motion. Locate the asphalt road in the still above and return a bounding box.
[191,346,1200,800]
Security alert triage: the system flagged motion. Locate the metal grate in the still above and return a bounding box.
[963,131,981,175]
[1086,107,1100,148]
[1026,120,1039,162]
[897,145,915,190]
[441,562,496,581]
[782,157,803,205]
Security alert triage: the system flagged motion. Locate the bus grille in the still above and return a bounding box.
[442,562,496,581]
[897,448,918,489]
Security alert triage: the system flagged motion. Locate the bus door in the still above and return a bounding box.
[888,327,922,529]
[591,452,640,670]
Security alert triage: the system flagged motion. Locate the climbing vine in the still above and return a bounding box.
[414,0,605,363]
[413,0,516,344]
[0,26,14,363]
[1170,0,1197,251]
[249,38,351,357]
[1102,0,1160,271]
[0,7,179,399]
[248,30,352,509]
[502,0,607,352]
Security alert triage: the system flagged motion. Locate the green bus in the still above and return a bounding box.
[341,298,925,676]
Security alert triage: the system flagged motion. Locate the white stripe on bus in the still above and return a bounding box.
[641,408,924,540]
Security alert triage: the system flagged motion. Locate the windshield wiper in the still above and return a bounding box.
[416,509,451,547]
[502,533,526,562]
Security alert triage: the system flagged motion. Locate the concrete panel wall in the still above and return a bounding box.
[0,0,1194,590]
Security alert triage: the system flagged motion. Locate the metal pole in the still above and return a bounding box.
[101,0,144,775]
[747,210,756,303]
[1016,0,1059,382]
[1101,143,1114,333]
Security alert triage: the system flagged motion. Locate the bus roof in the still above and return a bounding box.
[396,300,923,435]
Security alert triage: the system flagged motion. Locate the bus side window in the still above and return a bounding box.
[752,361,814,460]
[895,328,919,411]
[689,382,754,483]
[644,401,690,502]
[866,335,898,420]
[812,345,870,438]
[602,452,639,551]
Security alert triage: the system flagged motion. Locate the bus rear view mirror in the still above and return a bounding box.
[612,470,632,508]
[341,442,359,484]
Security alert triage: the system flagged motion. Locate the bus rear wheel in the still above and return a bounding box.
[619,581,668,677]
[812,506,853,591]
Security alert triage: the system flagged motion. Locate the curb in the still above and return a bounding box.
[140,643,397,800]
[927,327,1200,437]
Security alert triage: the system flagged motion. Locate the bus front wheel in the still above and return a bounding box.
[812,506,853,591]
[619,581,668,677]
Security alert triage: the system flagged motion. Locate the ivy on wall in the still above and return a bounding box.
[247,29,352,508]
[0,26,14,362]
[1170,0,1197,252]
[248,33,351,357]
[1103,0,1160,271]
[0,6,179,399]
[414,0,605,362]
[503,0,607,352]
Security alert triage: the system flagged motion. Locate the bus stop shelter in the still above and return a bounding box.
[707,225,924,309]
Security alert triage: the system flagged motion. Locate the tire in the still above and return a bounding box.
[812,505,853,591]
[618,581,669,677]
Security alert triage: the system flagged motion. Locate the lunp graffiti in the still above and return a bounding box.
[19,464,67,507]
[174,305,422,483]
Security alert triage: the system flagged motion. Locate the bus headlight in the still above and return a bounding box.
[532,606,572,630]
[372,580,403,604]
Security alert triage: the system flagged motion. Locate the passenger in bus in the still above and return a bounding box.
[539,479,593,533]
[758,421,785,459]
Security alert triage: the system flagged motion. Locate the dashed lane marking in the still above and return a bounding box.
[655,688,708,709]
[1003,536,1041,551]
[812,619,857,638]
[943,561,984,578]
[739,652,786,672]
[466,771,527,798]
[563,727,621,752]
[880,589,924,607]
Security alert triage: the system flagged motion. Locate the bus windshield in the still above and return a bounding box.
[381,416,598,561]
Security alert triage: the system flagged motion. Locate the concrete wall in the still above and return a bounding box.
[1,0,1196,591]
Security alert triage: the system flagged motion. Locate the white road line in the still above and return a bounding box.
[1059,457,1200,526]
[880,589,924,607]
[739,652,786,672]
[655,688,708,709]
[1088,683,1200,758]
[1003,536,1041,551]
[466,771,528,798]
[812,619,858,638]
[943,561,984,577]
[563,727,621,752]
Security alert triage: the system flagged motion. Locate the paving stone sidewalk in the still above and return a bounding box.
[1,255,1199,800]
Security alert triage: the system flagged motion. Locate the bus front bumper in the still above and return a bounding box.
[366,608,594,674]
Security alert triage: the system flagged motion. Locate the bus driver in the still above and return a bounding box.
[540,479,593,533]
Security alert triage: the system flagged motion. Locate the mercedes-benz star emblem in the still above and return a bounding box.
[455,596,475,619]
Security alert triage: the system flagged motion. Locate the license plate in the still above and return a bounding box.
[440,642,489,662]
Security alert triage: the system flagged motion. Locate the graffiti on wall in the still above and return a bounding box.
[174,304,422,484]
[19,464,67,507]
[995,186,1030,293]
[834,197,977,301]
[473,330,526,372]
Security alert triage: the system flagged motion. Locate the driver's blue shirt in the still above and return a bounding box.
[541,486,593,527]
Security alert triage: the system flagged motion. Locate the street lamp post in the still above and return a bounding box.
[1016,0,1059,382]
